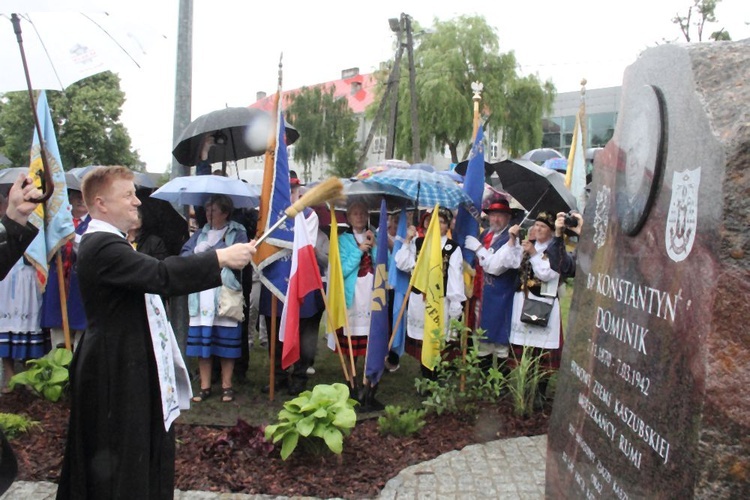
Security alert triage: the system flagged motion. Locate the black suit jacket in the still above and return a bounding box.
[0,215,38,281]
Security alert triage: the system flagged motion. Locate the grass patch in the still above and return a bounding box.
[182,330,424,427]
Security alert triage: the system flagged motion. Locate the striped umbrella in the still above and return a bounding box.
[361,163,472,209]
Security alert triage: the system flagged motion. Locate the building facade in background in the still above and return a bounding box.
[225,71,622,183]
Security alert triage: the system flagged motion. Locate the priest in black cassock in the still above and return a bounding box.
[56,166,256,500]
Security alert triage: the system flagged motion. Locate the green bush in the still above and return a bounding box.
[264,383,358,460]
[504,345,550,417]
[416,324,502,415]
[8,348,73,402]
[377,405,426,436]
[0,412,40,439]
[414,323,552,418]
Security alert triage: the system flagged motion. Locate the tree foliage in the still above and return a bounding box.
[0,71,139,170]
[285,86,359,180]
[383,15,555,163]
[672,0,731,42]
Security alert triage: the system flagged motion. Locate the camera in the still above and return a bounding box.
[564,212,579,228]
[212,131,228,145]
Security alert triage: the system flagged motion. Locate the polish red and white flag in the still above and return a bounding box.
[279,212,323,369]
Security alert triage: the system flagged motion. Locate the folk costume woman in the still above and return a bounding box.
[181,194,248,403]
[0,248,45,393]
[394,207,465,377]
[509,211,564,374]
[331,201,377,360]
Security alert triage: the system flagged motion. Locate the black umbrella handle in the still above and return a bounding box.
[12,14,54,203]
[519,186,551,227]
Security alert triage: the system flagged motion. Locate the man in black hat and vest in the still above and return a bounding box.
[464,198,522,369]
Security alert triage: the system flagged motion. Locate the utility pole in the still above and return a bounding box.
[384,15,405,160]
[357,13,422,168]
[357,30,404,169]
[169,0,193,350]
[171,0,193,180]
[404,14,420,163]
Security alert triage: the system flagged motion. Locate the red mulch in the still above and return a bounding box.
[2,389,549,499]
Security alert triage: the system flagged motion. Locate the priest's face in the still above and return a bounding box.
[101,178,141,233]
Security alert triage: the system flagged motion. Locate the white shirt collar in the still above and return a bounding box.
[85,218,126,238]
[534,239,551,252]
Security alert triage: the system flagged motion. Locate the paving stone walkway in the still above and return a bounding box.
[1,435,547,499]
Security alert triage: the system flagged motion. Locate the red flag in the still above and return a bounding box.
[279,212,323,369]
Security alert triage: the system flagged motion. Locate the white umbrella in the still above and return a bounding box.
[151,175,260,209]
[1,6,162,201]
[0,10,160,92]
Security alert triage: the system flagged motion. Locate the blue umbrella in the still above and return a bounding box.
[361,163,472,209]
[150,175,260,208]
[439,170,464,183]
[542,158,568,173]
[307,178,411,210]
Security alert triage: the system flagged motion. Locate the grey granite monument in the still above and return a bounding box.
[546,38,750,498]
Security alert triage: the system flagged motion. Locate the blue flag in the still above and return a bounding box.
[25,90,75,291]
[453,126,485,264]
[387,204,409,356]
[254,87,294,300]
[365,199,390,385]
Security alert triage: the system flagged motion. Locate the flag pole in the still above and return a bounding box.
[343,316,357,382]
[268,296,278,401]
[55,251,72,351]
[461,82,483,392]
[387,284,412,351]
[321,292,353,387]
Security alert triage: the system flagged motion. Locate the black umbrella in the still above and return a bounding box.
[171,107,300,167]
[136,188,189,257]
[454,158,494,177]
[491,158,577,219]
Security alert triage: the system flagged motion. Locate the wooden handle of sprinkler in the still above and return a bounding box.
[254,177,344,247]
[254,214,289,247]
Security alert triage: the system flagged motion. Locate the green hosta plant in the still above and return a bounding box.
[8,348,73,402]
[264,383,358,460]
[0,412,40,439]
[378,405,426,437]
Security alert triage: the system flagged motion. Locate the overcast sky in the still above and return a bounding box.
[79,0,750,172]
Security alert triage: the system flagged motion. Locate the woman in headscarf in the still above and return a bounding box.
[509,211,564,400]
[180,194,248,403]
[330,201,376,367]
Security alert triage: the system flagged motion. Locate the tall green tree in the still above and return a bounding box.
[673,0,731,42]
[286,85,359,180]
[0,71,139,170]
[385,15,555,163]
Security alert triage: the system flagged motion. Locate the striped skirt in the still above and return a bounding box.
[186,324,242,359]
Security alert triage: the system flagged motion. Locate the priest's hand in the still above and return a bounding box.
[216,240,257,269]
